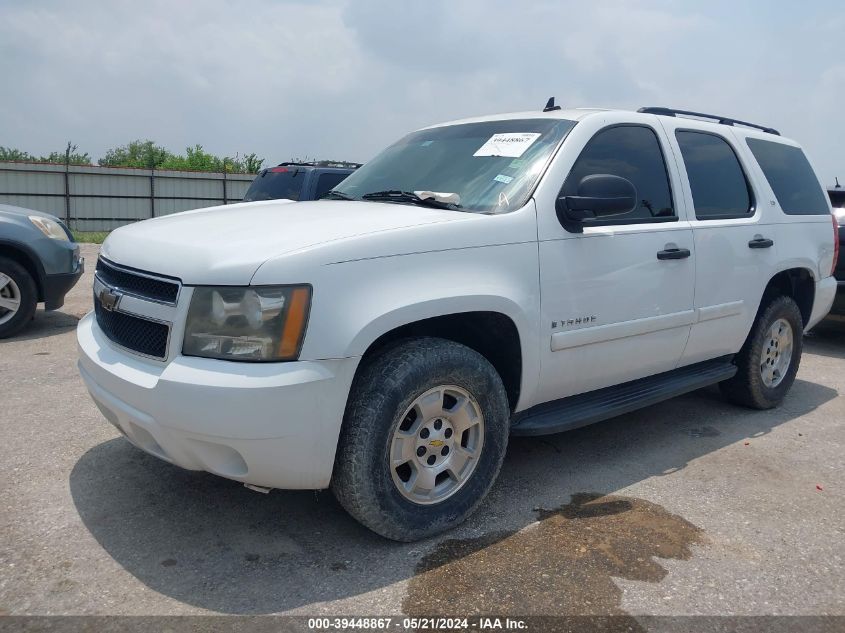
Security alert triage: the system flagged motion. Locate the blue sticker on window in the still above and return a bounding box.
[493,174,514,184]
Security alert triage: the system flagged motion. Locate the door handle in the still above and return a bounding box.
[748,237,774,249]
[657,248,691,260]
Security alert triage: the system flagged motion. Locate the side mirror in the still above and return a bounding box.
[556,174,637,232]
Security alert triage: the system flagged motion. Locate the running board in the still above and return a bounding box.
[510,357,737,436]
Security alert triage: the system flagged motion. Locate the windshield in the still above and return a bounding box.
[243,168,306,202]
[333,118,576,213]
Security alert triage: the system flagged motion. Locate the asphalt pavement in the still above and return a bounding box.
[1,243,843,620]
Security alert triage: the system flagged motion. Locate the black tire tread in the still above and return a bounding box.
[0,256,38,339]
[720,295,803,409]
[332,337,509,541]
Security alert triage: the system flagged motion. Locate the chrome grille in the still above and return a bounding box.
[94,295,170,360]
[95,258,180,304]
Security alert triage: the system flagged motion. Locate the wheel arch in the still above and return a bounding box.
[0,240,45,302]
[759,267,815,327]
[350,303,528,412]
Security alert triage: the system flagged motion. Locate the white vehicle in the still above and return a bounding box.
[78,102,838,541]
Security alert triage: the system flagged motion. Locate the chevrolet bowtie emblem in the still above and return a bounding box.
[428,439,445,447]
[99,287,122,312]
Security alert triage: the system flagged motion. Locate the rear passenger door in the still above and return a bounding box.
[660,121,779,365]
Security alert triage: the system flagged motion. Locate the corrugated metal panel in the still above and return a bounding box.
[0,194,65,216]
[71,173,150,197]
[73,218,139,231]
[154,198,222,215]
[0,162,269,231]
[155,174,223,200]
[70,196,151,222]
[227,179,252,199]
[0,169,64,195]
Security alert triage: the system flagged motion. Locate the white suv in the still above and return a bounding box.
[78,103,838,541]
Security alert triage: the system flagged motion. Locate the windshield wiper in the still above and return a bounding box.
[321,190,356,200]
[361,190,460,210]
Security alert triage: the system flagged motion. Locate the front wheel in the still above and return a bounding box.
[332,338,510,541]
[720,295,803,409]
[0,256,38,339]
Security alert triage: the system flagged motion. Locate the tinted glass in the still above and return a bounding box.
[746,138,829,215]
[333,119,576,213]
[676,131,751,219]
[315,172,349,199]
[243,168,305,202]
[828,189,845,209]
[562,126,674,222]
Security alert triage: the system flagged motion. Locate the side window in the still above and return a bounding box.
[746,138,830,215]
[314,172,349,199]
[562,125,674,223]
[676,131,752,220]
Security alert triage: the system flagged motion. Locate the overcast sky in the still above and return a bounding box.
[1,0,842,185]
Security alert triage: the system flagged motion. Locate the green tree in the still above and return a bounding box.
[0,147,36,161]
[241,153,265,174]
[0,143,90,165]
[160,145,225,172]
[42,142,91,165]
[99,140,172,169]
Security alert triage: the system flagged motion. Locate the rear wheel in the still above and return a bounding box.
[0,257,37,339]
[332,337,510,541]
[720,295,803,409]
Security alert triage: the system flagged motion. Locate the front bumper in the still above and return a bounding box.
[43,257,84,310]
[77,312,359,489]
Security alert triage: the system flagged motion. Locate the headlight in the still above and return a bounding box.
[29,215,69,241]
[183,285,311,361]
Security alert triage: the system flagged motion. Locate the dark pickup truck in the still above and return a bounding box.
[830,185,844,315]
[243,162,360,203]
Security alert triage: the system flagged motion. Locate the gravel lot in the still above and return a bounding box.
[1,242,843,619]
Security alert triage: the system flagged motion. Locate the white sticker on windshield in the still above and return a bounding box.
[473,132,541,158]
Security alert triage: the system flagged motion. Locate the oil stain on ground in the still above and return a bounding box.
[405,493,705,629]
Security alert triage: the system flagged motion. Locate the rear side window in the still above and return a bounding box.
[676,131,752,220]
[746,138,829,215]
[243,168,305,202]
[562,125,675,223]
[315,172,349,199]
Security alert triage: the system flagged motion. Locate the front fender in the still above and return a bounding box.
[298,242,542,411]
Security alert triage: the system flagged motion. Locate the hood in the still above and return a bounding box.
[101,199,466,285]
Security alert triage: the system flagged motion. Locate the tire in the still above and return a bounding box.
[332,337,510,541]
[719,295,803,409]
[0,256,38,339]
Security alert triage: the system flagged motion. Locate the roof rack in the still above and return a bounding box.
[637,107,780,136]
[277,161,363,169]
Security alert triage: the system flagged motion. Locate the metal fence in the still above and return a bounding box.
[0,161,255,232]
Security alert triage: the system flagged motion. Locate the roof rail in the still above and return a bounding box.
[637,107,780,136]
[276,161,362,169]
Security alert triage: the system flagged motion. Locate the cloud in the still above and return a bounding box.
[0,0,842,184]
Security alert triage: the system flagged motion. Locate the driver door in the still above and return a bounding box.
[534,120,695,405]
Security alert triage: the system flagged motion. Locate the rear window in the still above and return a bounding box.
[746,138,829,215]
[676,131,752,220]
[243,168,306,202]
[829,189,845,209]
